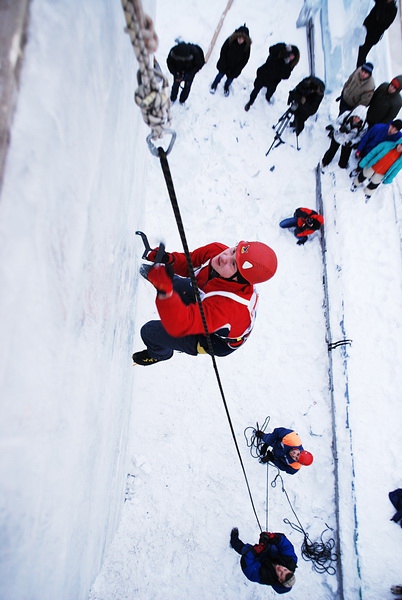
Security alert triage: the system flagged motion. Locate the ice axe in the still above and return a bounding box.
[135,231,165,279]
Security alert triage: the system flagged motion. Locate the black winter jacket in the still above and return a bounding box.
[367,76,402,125]
[216,29,251,79]
[255,43,299,87]
[288,76,325,119]
[364,0,397,36]
[167,43,205,79]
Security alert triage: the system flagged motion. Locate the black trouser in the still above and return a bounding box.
[170,72,196,103]
[248,79,278,105]
[322,138,352,168]
[357,28,383,67]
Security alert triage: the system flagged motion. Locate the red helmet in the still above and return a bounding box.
[299,450,313,466]
[236,241,278,284]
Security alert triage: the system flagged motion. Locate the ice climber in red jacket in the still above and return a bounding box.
[132,241,278,366]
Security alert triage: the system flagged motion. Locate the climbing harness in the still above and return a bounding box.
[122,0,262,532]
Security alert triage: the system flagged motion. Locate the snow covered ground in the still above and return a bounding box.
[0,0,401,599]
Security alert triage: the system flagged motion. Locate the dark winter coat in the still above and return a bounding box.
[216,27,251,79]
[389,488,402,523]
[288,76,325,119]
[294,207,324,238]
[357,122,402,157]
[367,76,402,125]
[363,0,397,39]
[255,43,300,87]
[260,428,305,474]
[167,43,205,80]
[240,533,297,594]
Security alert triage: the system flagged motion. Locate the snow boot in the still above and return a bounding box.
[391,585,402,595]
[244,101,251,112]
[132,350,166,366]
[210,82,217,94]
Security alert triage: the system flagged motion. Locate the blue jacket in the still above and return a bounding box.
[241,534,298,594]
[357,123,402,157]
[359,140,402,183]
[261,427,304,474]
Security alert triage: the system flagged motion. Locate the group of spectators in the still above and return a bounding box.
[165,0,401,203]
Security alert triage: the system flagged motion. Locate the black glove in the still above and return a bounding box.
[230,527,239,548]
[339,125,348,134]
[260,532,280,545]
[297,238,307,246]
[147,248,174,265]
[259,450,274,464]
[255,430,264,439]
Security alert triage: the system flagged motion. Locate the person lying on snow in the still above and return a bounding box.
[230,528,297,594]
[255,427,313,474]
[279,207,324,245]
[132,241,278,366]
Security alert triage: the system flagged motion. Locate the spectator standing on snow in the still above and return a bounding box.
[255,427,314,474]
[210,25,251,97]
[166,41,205,104]
[230,528,297,594]
[366,76,402,126]
[287,76,325,135]
[350,119,402,176]
[244,43,300,111]
[350,140,402,200]
[279,207,324,246]
[357,0,398,67]
[322,105,368,170]
[132,241,278,366]
[337,63,375,115]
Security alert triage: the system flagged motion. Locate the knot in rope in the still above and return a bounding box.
[121,0,172,141]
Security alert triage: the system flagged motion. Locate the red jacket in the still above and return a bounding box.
[294,207,324,237]
[156,243,258,345]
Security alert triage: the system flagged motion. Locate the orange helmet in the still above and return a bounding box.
[299,450,313,466]
[236,241,278,284]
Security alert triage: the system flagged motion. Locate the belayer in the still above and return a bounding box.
[230,528,297,594]
[132,241,278,366]
[255,427,313,474]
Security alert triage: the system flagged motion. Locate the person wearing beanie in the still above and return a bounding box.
[322,105,368,170]
[351,140,402,200]
[210,25,251,96]
[338,64,375,115]
[132,240,278,365]
[357,0,398,67]
[166,41,205,104]
[230,528,297,594]
[244,42,300,111]
[255,427,314,473]
[366,76,402,126]
[279,207,324,246]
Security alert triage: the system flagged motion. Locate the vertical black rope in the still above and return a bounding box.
[157,147,262,531]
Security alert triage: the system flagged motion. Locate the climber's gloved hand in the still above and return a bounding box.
[147,247,174,265]
[147,264,174,297]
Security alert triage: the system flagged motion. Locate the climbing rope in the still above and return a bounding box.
[120,0,263,532]
[121,0,173,142]
[158,148,263,532]
[271,471,338,575]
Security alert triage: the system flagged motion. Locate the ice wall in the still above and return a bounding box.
[298,0,372,92]
[0,1,152,599]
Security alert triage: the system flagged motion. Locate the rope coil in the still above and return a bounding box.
[121,0,173,141]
